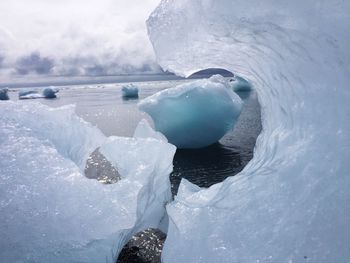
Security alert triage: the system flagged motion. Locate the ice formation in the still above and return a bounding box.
[19,87,58,99]
[121,84,139,98]
[138,75,242,148]
[147,0,350,262]
[0,102,176,262]
[42,87,59,98]
[0,88,9,100]
[229,76,252,92]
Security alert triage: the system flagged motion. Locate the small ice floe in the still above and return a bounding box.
[42,87,59,98]
[122,84,139,99]
[0,88,9,100]
[138,74,242,149]
[19,87,59,99]
[229,76,252,92]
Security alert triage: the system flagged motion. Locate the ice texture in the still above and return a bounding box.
[138,75,242,148]
[147,0,350,262]
[0,88,9,100]
[42,87,59,98]
[19,87,58,99]
[122,84,139,98]
[229,76,252,92]
[0,101,176,262]
[134,118,168,142]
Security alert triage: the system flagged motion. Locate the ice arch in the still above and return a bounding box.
[147,0,350,262]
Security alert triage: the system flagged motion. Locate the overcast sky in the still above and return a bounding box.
[0,0,161,79]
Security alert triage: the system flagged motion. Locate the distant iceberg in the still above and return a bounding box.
[19,87,58,99]
[0,102,176,262]
[121,84,139,98]
[229,76,252,92]
[138,75,242,148]
[0,88,9,100]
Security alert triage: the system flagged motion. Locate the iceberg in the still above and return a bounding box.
[121,84,139,98]
[229,76,252,92]
[19,87,58,99]
[0,102,176,262]
[0,88,9,100]
[138,75,242,149]
[147,0,350,262]
[42,87,59,98]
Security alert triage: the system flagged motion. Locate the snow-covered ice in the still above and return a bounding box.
[0,88,9,100]
[19,87,58,99]
[147,0,350,262]
[0,101,176,262]
[138,75,242,148]
[121,84,139,98]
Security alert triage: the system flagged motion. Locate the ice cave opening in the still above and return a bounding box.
[117,68,262,263]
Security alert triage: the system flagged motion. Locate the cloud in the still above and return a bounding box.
[15,52,54,75]
[0,0,161,78]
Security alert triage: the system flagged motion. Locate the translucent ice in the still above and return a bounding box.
[0,88,9,100]
[0,101,176,262]
[229,76,252,92]
[138,75,242,148]
[121,84,139,98]
[147,0,350,262]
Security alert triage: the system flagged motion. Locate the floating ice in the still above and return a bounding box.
[138,75,242,149]
[0,88,9,100]
[147,0,350,262]
[0,101,176,262]
[122,84,139,98]
[19,87,58,99]
[229,76,252,92]
[42,87,59,98]
[18,89,42,99]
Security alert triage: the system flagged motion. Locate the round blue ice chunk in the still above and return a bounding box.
[138,75,242,149]
[229,76,252,92]
[0,88,9,100]
[122,84,139,98]
[42,87,58,98]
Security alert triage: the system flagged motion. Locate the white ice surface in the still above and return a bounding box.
[147,0,350,262]
[138,75,242,148]
[0,101,176,262]
[19,87,58,99]
[134,118,168,142]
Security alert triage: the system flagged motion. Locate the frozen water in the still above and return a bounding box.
[147,0,350,262]
[18,89,42,99]
[134,118,168,142]
[138,75,242,148]
[229,76,252,92]
[19,87,58,99]
[122,84,139,98]
[42,87,59,98]
[0,88,9,100]
[0,101,176,262]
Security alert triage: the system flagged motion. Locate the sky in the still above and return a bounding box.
[0,0,162,80]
